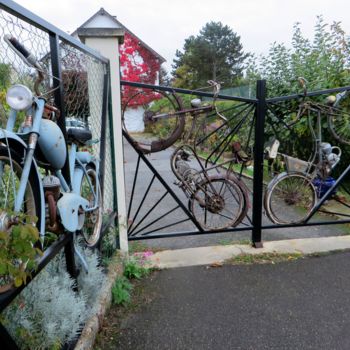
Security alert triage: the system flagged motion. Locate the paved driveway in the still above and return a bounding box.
[113,251,350,350]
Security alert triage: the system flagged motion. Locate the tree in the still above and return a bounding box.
[245,17,350,165]
[172,22,249,89]
[246,17,350,97]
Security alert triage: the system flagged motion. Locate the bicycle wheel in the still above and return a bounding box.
[328,92,350,145]
[190,176,244,230]
[122,89,185,153]
[80,166,103,248]
[0,146,41,292]
[264,172,317,224]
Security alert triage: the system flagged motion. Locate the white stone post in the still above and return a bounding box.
[78,28,128,252]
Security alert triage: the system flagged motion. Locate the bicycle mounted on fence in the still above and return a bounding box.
[122,80,230,154]
[123,81,253,230]
[264,77,350,225]
[0,35,103,284]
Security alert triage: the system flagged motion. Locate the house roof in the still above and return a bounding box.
[72,8,166,63]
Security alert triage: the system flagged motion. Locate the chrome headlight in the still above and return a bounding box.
[6,84,33,111]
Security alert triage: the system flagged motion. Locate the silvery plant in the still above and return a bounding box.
[3,248,106,349]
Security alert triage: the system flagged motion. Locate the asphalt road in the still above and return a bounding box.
[123,141,348,250]
[114,251,350,350]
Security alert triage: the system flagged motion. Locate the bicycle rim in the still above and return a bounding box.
[265,172,317,224]
[80,167,103,247]
[328,96,350,145]
[190,177,244,230]
[122,89,185,153]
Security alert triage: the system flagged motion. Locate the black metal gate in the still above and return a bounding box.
[121,80,350,246]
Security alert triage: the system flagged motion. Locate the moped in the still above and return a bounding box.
[0,35,103,273]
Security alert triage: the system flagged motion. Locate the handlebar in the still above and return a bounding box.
[4,35,39,68]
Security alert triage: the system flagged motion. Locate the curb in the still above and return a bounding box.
[74,254,124,350]
[148,236,350,269]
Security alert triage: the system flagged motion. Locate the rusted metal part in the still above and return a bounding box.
[45,191,60,233]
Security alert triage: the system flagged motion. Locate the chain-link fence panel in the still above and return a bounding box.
[0,5,115,214]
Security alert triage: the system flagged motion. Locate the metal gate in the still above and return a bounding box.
[121,80,350,246]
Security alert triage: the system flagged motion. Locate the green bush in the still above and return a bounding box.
[112,276,133,306]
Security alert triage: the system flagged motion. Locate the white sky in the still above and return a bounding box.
[12,0,350,72]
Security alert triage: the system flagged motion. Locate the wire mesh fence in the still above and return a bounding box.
[0,5,115,212]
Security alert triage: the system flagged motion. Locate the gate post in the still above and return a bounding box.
[252,80,267,248]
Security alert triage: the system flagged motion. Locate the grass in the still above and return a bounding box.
[111,276,133,306]
[227,252,304,265]
[217,238,252,246]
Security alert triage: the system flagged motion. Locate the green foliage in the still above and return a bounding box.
[246,17,350,97]
[245,17,350,161]
[100,226,118,266]
[0,63,11,90]
[112,276,133,306]
[172,21,249,89]
[123,257,150,280]
[0,217,42,291]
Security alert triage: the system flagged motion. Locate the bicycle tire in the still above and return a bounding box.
[264,172,317,225]
[0,146,41,292]
[80,166,103,248]
[190,176,245,230]
[122,89,185,153]
[328,91,350,145]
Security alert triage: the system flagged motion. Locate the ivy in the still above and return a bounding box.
[120,32,161,107]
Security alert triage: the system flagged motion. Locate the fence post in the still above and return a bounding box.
[252,80,267,248]
[49,33,71,186]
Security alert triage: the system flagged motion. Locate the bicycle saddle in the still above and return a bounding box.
[67,127,92,145]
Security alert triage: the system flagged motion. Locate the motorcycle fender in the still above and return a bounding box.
[0,129,27,149]
[57,193,89,232]
[0,130,46,238]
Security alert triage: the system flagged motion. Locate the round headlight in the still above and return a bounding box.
[6,84,33,111]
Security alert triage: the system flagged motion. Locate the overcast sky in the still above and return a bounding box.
[12,0,350,72]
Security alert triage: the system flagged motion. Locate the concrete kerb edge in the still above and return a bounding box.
[148,236,350,269]
[74,252,125,350]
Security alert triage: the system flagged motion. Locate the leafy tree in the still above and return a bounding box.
[246,17,350,165]
[246,16,350,97]
[172,21,249,89]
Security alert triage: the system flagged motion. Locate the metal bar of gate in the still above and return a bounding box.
[252,80,267,247]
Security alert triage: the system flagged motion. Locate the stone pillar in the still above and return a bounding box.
[78,27,128,252]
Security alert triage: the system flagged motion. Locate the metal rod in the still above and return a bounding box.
[49,33,71,187]
[99,70,109,195]
[128,174,156,232]
[123,130,204,232]
[129,225,254,240]
[127,155,141,221]
[141,218,192,236]
[252,80,267,247]
[129,192,169,236]
[267,85,350,103]
[121,80,258,104]
[131,203,179,237]
[262,219,350,230]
